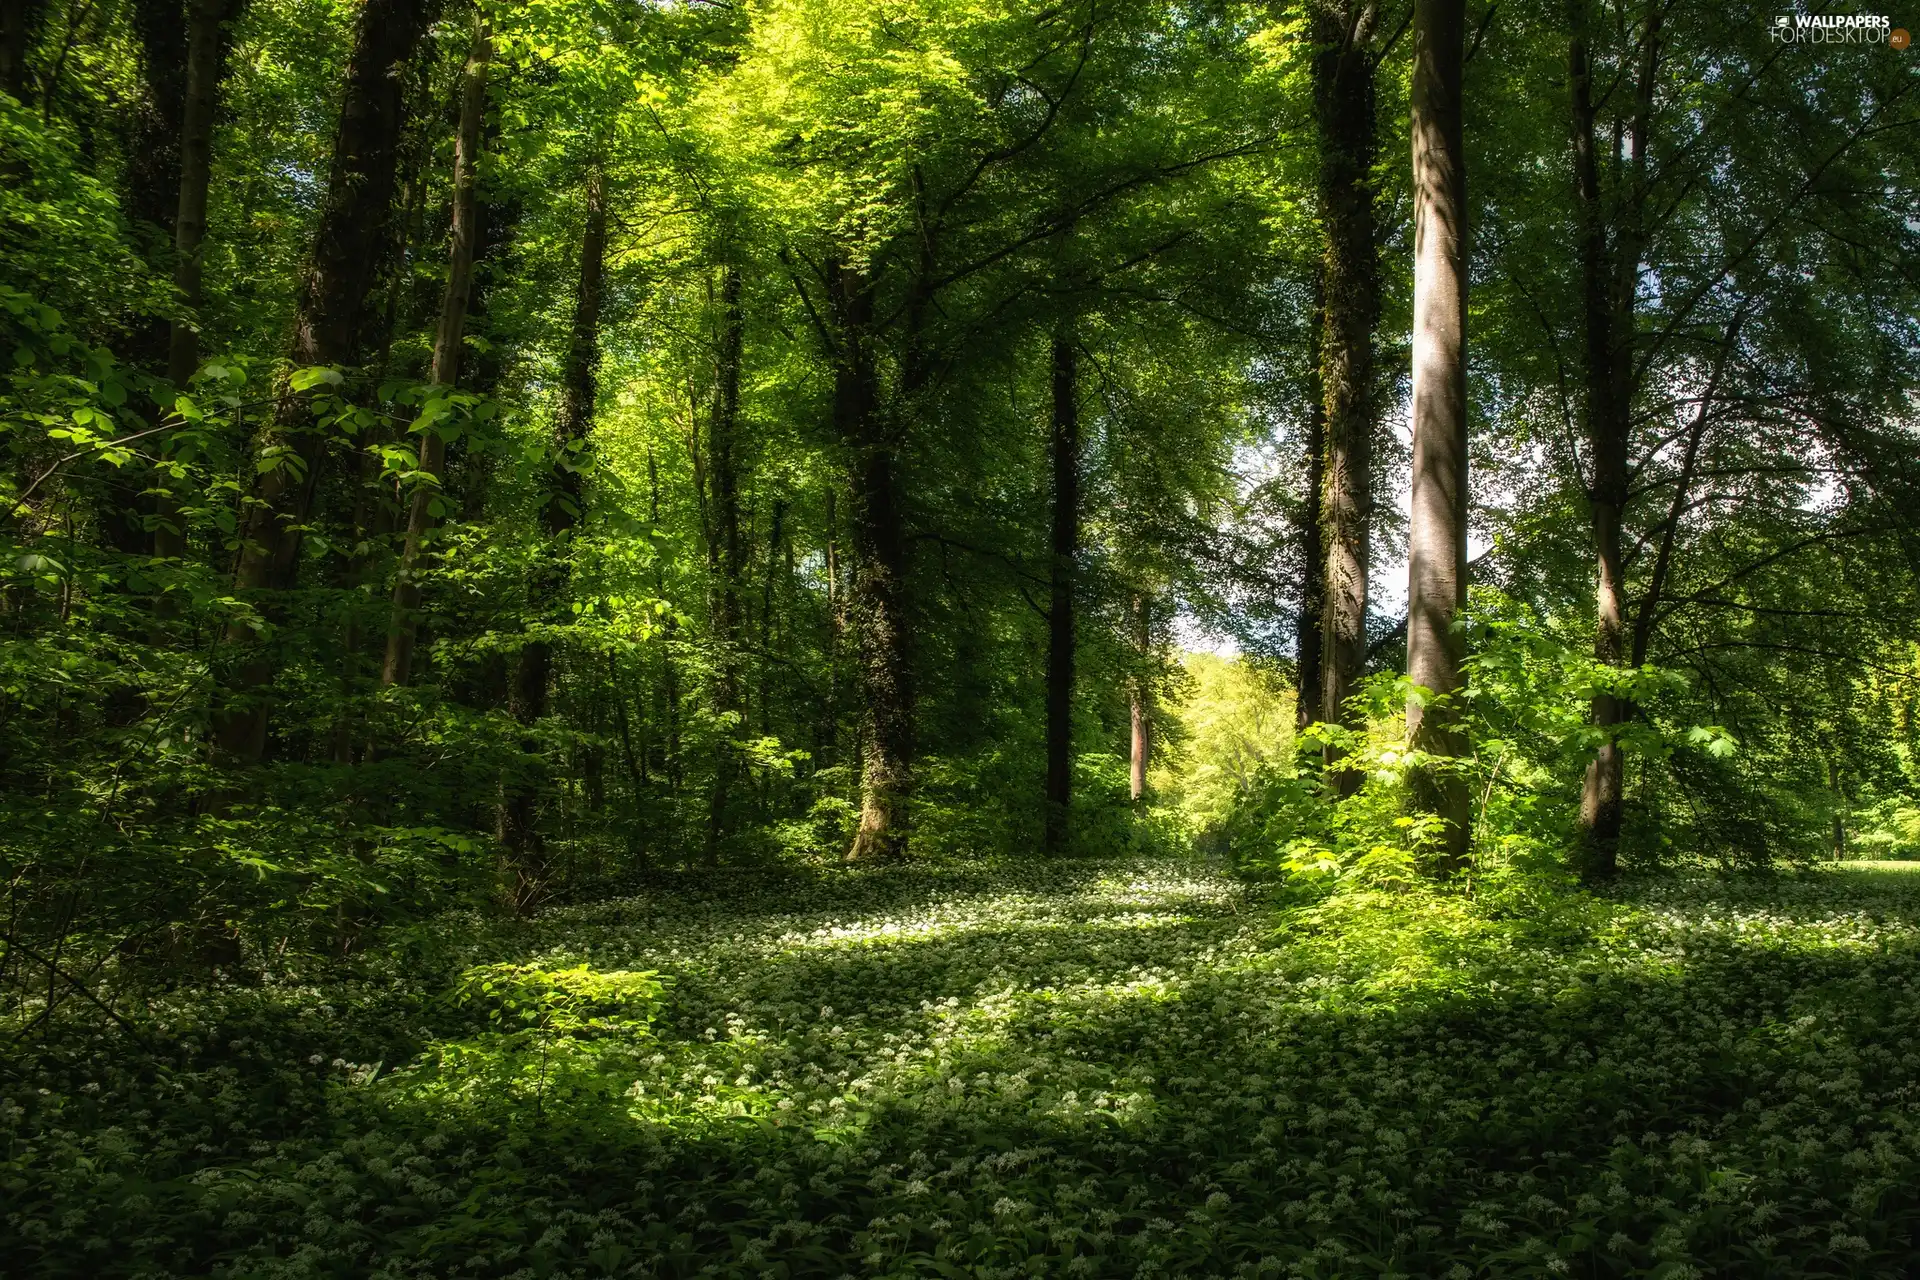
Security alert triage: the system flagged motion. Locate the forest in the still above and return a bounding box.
[2,0,1919,1274]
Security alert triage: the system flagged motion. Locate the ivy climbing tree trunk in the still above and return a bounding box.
[213,0,429,762]
[831,262,912,862]
[1405,0,1471,870]
[1312,1,1379,792]
[1044,331,1079,853]
[382,12,491,688]
[502,161,608,904]
[703,264,746,867]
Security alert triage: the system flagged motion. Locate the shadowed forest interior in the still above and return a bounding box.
[2,0,1919,1275]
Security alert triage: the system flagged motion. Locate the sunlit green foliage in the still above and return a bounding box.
[1,0,1917,1271]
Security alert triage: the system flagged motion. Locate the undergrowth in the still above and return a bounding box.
[6,854,1920,1277]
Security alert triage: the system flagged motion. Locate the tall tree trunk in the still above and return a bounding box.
[104,0,195,557]
[831,262,912,861]
[1570,0,1661,877]
[164,0,223,390]
[1044,332,1079,852]
[382,13,490,687]
[333,107,432,760]
[213,0,429,762]
[757,497,785,817]
[821,485,843,773]
[1312,2,1379,788]
[126,0,190,246]
[501,161,608,901]
[1296,267,1327,732]
[1405,0,1470,870]
[154,0,228,561]
[703,264,745,867]
[1,0,47,99]
[1129,594,1150,803]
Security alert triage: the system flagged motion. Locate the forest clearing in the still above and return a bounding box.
[2,0,1917,1274]
[11,856,1920,1275]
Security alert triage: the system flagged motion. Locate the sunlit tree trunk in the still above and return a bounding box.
[830,262,912,861]
[1130,594,1151,802]
[382,12,490,687]
[213,0,430,762]
[501,161,608,903]
[1405,0,1470,870]
[1044,331,1079,852]
[1312,2,1379,790]
[703,264,746,867]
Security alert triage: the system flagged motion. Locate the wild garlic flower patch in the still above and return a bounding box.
[7,858,1920,1277]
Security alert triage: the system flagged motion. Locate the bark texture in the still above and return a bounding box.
[382,14,490,688]
[1312,2,1379,786]
[214,0,430,761]
[1406,0,1471,869]
[1044,333,1079,852]
[831,263,912,861]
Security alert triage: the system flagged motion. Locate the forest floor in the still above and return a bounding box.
[7,855,1920,1278]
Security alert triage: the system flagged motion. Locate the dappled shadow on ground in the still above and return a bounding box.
[9,857,1920,1278]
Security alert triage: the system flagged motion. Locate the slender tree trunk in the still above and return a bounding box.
[1313,3,1379,788]
[1405,0,1471,870]
[646,446,683,796]
[758,497,785,818]
[831,261,912,861]
[1044,332,1079,852]
[501,161,608,900]
[610,651,647,868]
[154,0,227,561]
[1565,0,1660,875]
[164,0,222,390]
[213,0,429,762]
[821,484,843,773]
[382,13,490,687]
[703,264,745,867]
[1129,594,1150,803]
[1296,267,1327,732]
[106,0,195,557]
[1565,9,1626,874]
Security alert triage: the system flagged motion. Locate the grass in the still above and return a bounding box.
[6,854,1920,1277]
